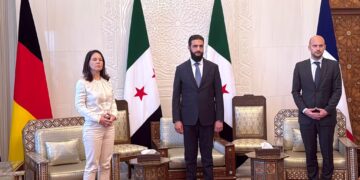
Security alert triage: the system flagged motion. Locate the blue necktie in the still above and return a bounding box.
[314,62,321,88]
[194,62,201,87]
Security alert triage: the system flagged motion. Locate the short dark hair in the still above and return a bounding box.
[188,34,204,47]
[82,50,110,82]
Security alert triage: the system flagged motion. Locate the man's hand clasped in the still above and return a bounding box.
[304,108,329,120]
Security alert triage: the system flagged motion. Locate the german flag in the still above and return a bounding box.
[8,0,52,161]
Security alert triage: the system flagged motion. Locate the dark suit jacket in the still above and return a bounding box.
[172,59,224,126]
[292,58,342,126]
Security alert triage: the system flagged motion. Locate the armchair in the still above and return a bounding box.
[232,95,267,155]
[22,101,142,180]
[273,109,358,179]
[150,117,236,179]
[23,117,86,180]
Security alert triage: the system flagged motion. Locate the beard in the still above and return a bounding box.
[311,51,324,60]
[190,50,203,62]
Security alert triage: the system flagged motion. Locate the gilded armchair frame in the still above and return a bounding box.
[22,117,89,180]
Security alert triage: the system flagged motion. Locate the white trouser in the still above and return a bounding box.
[83,124,114,180]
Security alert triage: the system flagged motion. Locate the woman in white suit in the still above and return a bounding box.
[75,50,117,180]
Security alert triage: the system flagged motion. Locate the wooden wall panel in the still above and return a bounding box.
[333,14,360,143]
[330,0,360,176]
[331,0,360,8]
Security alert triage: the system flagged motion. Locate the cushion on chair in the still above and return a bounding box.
[160,117,184,148]
[291,128,322,152]
[113,144,147,157]
[284,118,340,152]
[284,150,346,168]
[45,139,81,165]
[35,126,86,161]
[232,138,267,152]
[283,117,299,150]
[234,106,264,138]
[167,148,225,169]
[114,110,130,144]
[292,128,304,151]
[48,160,86,180]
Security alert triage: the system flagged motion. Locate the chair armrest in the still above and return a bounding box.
[214,137,232,146]
[25,152,49,180]
[339,137,357,148]
[214,138,235,177]
[152,139,169,157]
[25,152,49,166]
[338,137,357,157]
[338,137,358,180]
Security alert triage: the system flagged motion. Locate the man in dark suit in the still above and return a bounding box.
[292,35,342,180]
[172,34,224,180]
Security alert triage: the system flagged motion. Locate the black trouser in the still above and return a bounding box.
[183,121,214,180]
[300,121,335,180]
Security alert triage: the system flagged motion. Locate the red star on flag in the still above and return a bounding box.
[134,86,148,101]
[222,84,229,94]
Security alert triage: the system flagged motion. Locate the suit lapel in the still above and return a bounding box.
[186,59,198,88]
[200,59,209,88]
[320,58,329,85]
[305,59,315,88]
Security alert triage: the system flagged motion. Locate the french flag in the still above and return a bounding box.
[317,0,354,142]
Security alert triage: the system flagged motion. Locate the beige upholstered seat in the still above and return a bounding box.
[113,144,147,157]
[273,109,358,180]
[151,117,236,179]
[48,161,86,180]
[232,139,267,152]
[284,151,346,168]
[34,126,85,180]
[23,117,86,180]
[23,117,122,180]
[34,126,85,161]
[167,148,225,169]
[232,95,267,155]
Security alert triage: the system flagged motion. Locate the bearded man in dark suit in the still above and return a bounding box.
[172,34,224,180]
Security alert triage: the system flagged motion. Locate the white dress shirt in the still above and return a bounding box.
[75,78,118,126]
[310,57,323,82]
[190,58,203,78]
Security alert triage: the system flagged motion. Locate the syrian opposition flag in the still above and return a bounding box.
[9,0,52,161]
[124,0,162,148]
[206,0,236,142]
[317,0,354,141]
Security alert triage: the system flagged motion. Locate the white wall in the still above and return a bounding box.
[14,0,322,143]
